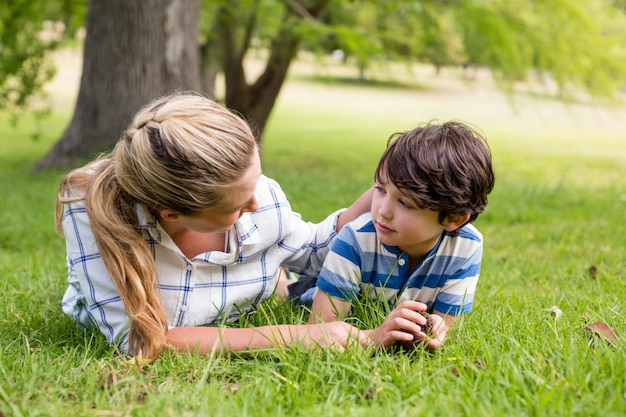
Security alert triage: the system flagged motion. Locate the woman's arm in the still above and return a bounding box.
[61,200,134,350]
[336,187,374,231]
[166,322,369,355]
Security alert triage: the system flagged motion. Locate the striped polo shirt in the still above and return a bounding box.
[316,213,483,315]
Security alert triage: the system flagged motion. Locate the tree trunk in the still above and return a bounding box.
[35,0,201,170]
[208,0,330,144]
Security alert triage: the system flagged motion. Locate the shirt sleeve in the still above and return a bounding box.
[315,223,363,301]
[60,200,131,352]
[430,233,482,315]
[259,176,345,277]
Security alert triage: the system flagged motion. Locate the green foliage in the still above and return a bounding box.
[416,3,465,71]
[457,0,626,99]
[197,0,626,101]
[301,0,626,98]
[199,0,285,50]
[0,0,84,122]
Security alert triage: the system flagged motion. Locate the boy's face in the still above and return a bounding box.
[371,176,450,260]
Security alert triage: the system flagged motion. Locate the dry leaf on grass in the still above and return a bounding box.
[585,321,621,348]
[450,358,485,377]
[545,306,563,320]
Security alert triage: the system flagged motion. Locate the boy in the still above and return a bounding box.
[307,121,495,350]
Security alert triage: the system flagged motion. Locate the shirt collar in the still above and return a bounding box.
[381,232,445,262]
[234,212,261,245]
[136,203,161,240]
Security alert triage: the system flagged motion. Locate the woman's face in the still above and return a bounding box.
[162,151,262,234]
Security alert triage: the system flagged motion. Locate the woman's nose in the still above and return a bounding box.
[241,195,259,215]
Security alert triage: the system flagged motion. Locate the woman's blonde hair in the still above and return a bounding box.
[55,92,257,359]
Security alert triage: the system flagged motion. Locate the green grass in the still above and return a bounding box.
[1,74,626,416]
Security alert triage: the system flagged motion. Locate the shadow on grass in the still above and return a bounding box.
[291,73,428,91]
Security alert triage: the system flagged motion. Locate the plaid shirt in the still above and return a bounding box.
[61,175,342,351]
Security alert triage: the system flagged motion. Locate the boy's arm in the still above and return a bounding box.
[433,310,458,328]
[308,219,364,324]
[308,289,352,323]
[422,227,482,349]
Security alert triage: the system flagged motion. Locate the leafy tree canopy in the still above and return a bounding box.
[0,0,84,120]
[3,0,626,126]
[299,0,626,100]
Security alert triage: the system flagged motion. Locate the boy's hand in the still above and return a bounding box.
[419,312,448,351]
[367,300,450,350]
[367,300,431,349]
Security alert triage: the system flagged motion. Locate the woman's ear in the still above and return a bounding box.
[442,213,471,232]
[159,209,182,222]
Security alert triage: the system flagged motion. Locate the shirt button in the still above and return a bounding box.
[180,305,188,312]
[398,259,406,266]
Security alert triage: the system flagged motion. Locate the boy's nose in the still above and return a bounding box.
[377,199,393,219]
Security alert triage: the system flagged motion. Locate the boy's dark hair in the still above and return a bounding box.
[375,120,495,225]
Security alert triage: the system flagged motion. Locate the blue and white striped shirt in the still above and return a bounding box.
[61,175,343,352]
[316,213,483,315]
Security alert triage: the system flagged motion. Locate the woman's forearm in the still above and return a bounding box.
[166,325,302,355]
[166,322,368,355]
[336,187,373,231]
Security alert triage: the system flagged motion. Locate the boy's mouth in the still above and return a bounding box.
[374,220,393,233]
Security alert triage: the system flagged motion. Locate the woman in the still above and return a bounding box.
[56,92,371,359]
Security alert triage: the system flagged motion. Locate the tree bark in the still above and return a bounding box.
[35,0,201,170]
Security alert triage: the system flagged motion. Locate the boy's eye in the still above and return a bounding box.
[374,185,385,194]
[399,199,413,209]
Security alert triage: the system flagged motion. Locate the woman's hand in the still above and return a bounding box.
[297,321,370,352]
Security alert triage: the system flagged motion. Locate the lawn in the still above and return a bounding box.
[1,53,625,416]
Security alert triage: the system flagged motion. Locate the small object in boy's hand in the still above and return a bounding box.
[418,311,434,335]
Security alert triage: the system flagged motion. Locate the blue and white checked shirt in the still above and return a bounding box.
[316,213,483,315]
[61,175,343,351]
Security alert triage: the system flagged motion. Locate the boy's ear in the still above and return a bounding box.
[442,213,471,232]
